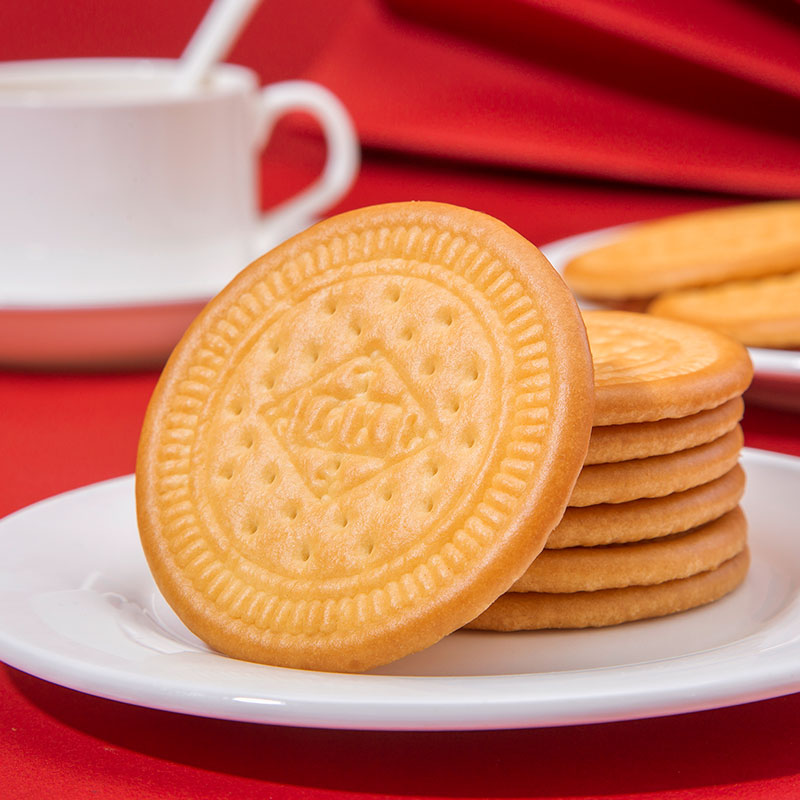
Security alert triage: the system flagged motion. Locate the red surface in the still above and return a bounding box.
[0,301,207,370]
[1,1,800,797]
[3,664,800,799]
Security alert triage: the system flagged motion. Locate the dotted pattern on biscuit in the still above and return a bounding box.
[150,222,562,642]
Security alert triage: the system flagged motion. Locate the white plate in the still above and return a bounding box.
[541,227,800,412]
[0,449,799,730]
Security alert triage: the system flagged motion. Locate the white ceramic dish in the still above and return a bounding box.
[0,218,312,369]
[0,448,798,731]
[541,227,800,413]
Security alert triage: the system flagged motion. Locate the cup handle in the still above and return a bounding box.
[254,80,360,252]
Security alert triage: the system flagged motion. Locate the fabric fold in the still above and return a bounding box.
[300,0,800,195]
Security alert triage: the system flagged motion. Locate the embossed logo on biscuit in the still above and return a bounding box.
[261,349,438,499]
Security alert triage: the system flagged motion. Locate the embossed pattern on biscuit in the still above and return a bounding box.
[137,202,594,672]
[584,311,753,425]
[589,317,717,385]
[202,268,508,583]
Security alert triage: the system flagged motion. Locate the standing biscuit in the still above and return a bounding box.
[136,202,594,672]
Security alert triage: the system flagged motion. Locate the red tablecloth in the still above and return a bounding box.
[2,148,800,800]
[2,1,800,797]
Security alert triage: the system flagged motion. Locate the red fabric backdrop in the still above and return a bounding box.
[1,1,799,798]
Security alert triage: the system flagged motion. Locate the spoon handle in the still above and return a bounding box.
[174,0,262,92]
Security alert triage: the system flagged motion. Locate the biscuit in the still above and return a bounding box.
[563,201,800,301]
[570,425,742,507]
[585,396,743,465]
[585,311,753,425]
[648,271,800,349]
[466,548,749,630]
[136,201,595,673]
[513,506,746,593]
[547,464,745,548]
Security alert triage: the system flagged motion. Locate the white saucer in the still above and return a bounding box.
[0,448,798,731]
[541,227,800,413]
[0,220,313,369]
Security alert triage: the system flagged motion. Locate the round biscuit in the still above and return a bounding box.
[466,548,750,630]
[563,201,800,300]
[547,464,745,548]
[648,270,800,348]
[514,506,746,593]
[570,425,742,507]
[585,310,753,425]
[585,396,743,465]
[136,201,595,673]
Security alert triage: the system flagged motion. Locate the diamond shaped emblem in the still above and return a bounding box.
[262,351,436,498]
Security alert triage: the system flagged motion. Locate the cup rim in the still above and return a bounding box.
[0,58,260,108]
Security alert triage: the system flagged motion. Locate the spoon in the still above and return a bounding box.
[173,0,262,93]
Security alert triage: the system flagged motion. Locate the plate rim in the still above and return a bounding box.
[0,448,799,731]
[0,217,320,311]
[540,225,800,380]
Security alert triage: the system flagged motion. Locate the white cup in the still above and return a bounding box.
[0,58,360,307]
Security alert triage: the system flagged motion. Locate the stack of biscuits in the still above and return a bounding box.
[468,310,753,632]
[562,200,800,349]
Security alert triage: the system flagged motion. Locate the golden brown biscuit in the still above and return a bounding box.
[570,425,742,507]
[514,506,746,593]
[564,201,800,301]
[648,271,800,348]
[466,548,750,630]
[547,464,745,548]
[585,396,743,465]
[136,201,594,673]
[585,311,752,425]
